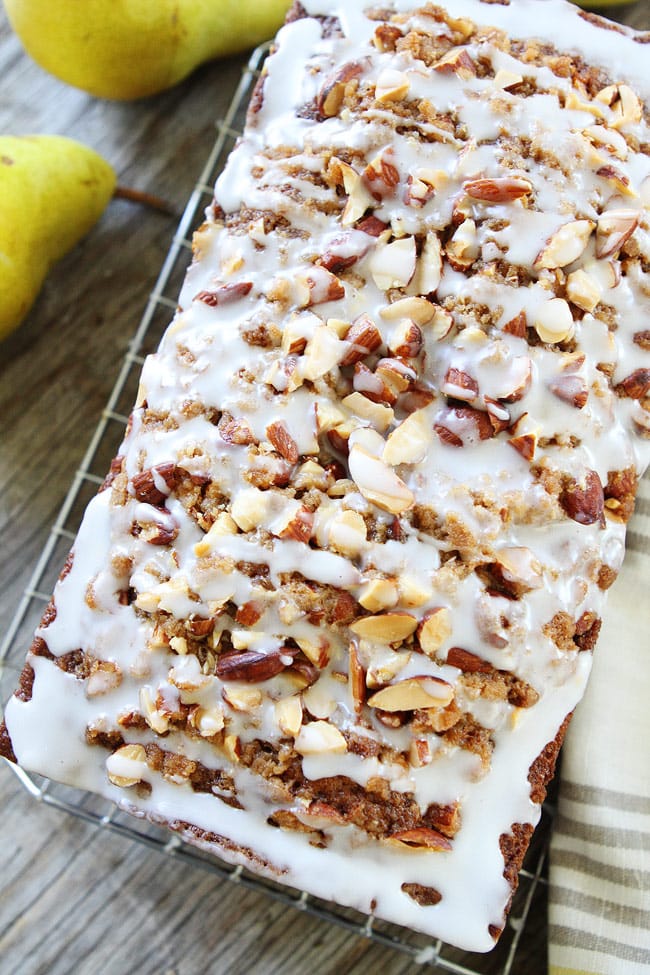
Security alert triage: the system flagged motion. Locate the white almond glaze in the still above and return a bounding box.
[5,0,650,953]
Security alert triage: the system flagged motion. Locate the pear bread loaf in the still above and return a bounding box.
[2,0,650,953]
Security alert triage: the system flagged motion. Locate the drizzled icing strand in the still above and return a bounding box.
[4,0,650,954]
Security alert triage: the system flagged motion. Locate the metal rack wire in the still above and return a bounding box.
[0,44,553,974]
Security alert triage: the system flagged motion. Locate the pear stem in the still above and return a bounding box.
[114,185,177,218]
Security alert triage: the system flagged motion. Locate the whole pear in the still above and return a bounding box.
[0,135,116,340]
[3,0,291,100]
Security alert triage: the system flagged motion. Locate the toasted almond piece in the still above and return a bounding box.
[383,410,431,466]
[565,90,606,119]
[86,660,122,698]
[566,268,602,313]
[369,236,417,290]
[494,546,543,594]
[418,608,453,657]
[295,637,330,669]
[350,612,418,643]
[106,744,148,788]
[508,412,541,461]
[134,590,161,613]
[169,636,188,656]
[230,487,270,531]
[366,647,412,688]
[597,83,643,129]
[336,158,376,226]
[533,297,574,344]
[367,675,454,711]
[328,509,368,558]
[340,314,383,366]
[534,220,595,270]
[446,218,479,269]
[399,575,432,608]
[274,696,303,737]
[190,705,225,738]
[358,578,399,612]
[348,437,415,514]
[493,68,523,90]
[222,685,263,712]
[595,208,640,259]
[380,296,436,325]
[388,827,452,851]
[342,391,394,432]
[441,366,479,402]
[139,685,169,734]
[387,319,423,359]
[427,305,454,341]
[375,68,410,102]
[413,231,443,295]
[317,60,365,118]
[596,164,636,198]
[301,325,344,381]
[363,147,400,200]
[349,642,366,713]
[409,738,433,768]
[582,123,628,161]
[295,720,347,755]
[463,176,532,203]
[434,46,476,79]
[223,734,241,763]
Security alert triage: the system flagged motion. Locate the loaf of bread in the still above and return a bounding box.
[2,0,649,952]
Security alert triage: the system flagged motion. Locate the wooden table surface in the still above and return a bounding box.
[1,5,648,974]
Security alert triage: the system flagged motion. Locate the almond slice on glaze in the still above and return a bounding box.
[534,220,595,270]
[367,675,454,711]
[350,612,418,643]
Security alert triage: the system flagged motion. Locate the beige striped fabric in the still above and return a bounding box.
[549,470,650,975]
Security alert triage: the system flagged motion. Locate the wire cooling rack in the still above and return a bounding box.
[0,43,554,975]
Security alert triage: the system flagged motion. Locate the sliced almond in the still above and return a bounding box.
[463,176,532,204]
[363,147,400,200]
[295,720,347,755]
[375,68,410,102]
[230,487,270,531]
[383,410,431,466]
[409,738,433,768]
[533,297,574,344]
[534,220,595,270]
[335,158,376,226]
[566,268,602,312]
[342,391,394,432]
[493,68,523,90]
[399,575,432,608]
[447,218,480,270]
[367,675,454,712]
[301,325,344,381]
[222,685,263,712]
[380,296,436,326]
[427,305,454,342]
[328,509,368,558]
[274,696,303,737]
[595,208,640,259]
[190,705,225,738]
[358,578,399,612]
[349,642,366,714]
[434,46,476,79]
[418,608,453,657]
[350,612,418,643]
[388,827,452,851]
[413,231,443,295]
[369,236,417,290]
[348,436,415,514]
[106,744,148,788]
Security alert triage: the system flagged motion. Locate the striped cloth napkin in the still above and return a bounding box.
[549,470,650,975]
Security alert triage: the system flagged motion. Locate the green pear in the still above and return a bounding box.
[0,135,115,340]
[3,0,292,101]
